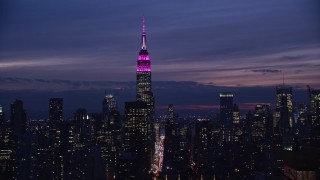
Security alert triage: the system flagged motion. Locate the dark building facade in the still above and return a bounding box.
[220,92,234,142]
[102,94,117,117]
[274,86,293,149]
[10,99,26,143]
[49,98,63,123]
[310,89,320,127]
[120,101,149,179]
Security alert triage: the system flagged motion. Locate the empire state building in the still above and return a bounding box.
[136,17,154,117]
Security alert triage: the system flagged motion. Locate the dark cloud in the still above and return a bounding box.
[0,77,137,91]
[251,69,282,74]
[281,55,308,61]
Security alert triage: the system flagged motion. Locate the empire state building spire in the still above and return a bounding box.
[141,16,147,50]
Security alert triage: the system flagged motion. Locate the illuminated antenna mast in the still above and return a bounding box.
[142,16,146,35]
[141,16,147,50]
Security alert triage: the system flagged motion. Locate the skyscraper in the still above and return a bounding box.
[102,94,117,117]
[49,98,63,123]
[232,104,240,142]
[10,99,26,142]
[119,17,154,179]
[274,87,293,131]
[136,16,152,105]
[9,100,28,179]
[220,92,234,142]
[120,101,149,179]
[136,16,155,120]
[136,16,155,168]
[274,86,293,149]
[168,103,174,118]
[253,104,273,141]
[48,98,64,179]
[310,89,320,127]
[163,104,179,175]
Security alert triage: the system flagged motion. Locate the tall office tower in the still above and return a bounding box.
[232,104,240,125]
[136,16,152,105]
[252,104,274,175]
[194,118,210,176]
[253,104,273,141]
[102,94,117,116]
[48,98,63,179]
[136,17,154,120]
[274,86,293,149]
[162,104,180,175]
[73,108,94,144]
[296,104,308,126]
[220,92,234,142]
[97,109,121,180]
[232,104,241,142]
[10,99,27,143]
[310,89,320,127]
[136,16,155,171]
[168,104,174,123]
[119,101,149,179]
[9,100,28,179]
[162,106,191,179]
[100,94,117,135]
[49,98,63,123]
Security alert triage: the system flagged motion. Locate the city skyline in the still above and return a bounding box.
[0,3,319,179]
[1,0,320,89]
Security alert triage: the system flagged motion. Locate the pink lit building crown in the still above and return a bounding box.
[137,16,151,72]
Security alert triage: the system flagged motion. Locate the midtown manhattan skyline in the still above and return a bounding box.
[0,0,319,117]
[0,1,320,179]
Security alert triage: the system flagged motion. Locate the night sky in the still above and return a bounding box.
[0,0,319,117]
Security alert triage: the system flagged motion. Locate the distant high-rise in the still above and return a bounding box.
[10,99,26,141]
[48,98,64,179]
[220,92,234,142]
[310,89,320,127]
[232,104,240,142]
[220,93,234,128]
[163,104,179,175]
[274,86,293,150]
[168,104,174,123]
[194,118,210,174]
[252,104,273,141]
[49,98,63,123]
[232,104,240,125]
[274,87,293,133]
[102,94,117,116]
